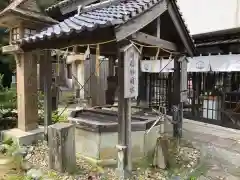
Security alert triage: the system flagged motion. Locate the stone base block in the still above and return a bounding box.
[74,125,160,164]
[1,126,44,146]
[48,123,76,173]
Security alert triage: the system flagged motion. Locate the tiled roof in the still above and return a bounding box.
[193,27,240,47]
[18,0,196,56]
[196,38,240,47]
[18,0,165,44]
[0,0,58,25]
[193,27,240,40]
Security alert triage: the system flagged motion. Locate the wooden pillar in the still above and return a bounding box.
[167,73,173,111]
[38,54,45,92]
[117,48,130,178]
[72,47,81,99]
[173,56,181,138]
[71,62,78,89]
[77,61,85,100]
[197,73,202,116]
[192,72,196,116]
[173,56,186,139]
[117,44,140,178]
[16,52,38,131]
[43,51,52,140]
[108,56,115,76]
[89,55,98,106]
[72,61,81,100]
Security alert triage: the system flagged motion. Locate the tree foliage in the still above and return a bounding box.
[0,74,17,130]
[0,1,15,87]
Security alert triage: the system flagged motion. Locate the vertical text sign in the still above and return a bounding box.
[124,44,139,98]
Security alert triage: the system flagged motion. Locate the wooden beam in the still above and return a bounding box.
[132,32,177,51]
[167,1,194,56]
[156,17,161,38]
[114,0,167,41]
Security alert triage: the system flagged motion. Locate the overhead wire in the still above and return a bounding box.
[55,58,106,121]
[72,74,89,96]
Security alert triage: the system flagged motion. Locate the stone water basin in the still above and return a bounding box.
[68,107,161,165]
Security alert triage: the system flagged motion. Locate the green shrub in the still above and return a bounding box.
[0,75,67,126]
[38,91,67,124]
[0,75,17,124]
[52,110,67,123]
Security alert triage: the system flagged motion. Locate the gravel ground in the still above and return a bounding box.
[28,141,167,180]
[24,140,200,180]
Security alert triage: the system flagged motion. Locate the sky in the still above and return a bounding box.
[177,0,240,35]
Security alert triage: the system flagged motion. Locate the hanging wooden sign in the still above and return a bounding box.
[179,56,188,102]
[122,44,140,98]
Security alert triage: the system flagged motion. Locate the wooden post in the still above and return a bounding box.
[124,98,132,171]
[106,56,116,105]
[152,17,169,169]
[38,53,45,92]
[43,51,52,141]
[48,123,76,173]
[108,56,115,76]
[146,74,150,107]
[71,47,80,99]
[117,49,127,178]
[116,44,140,178]
[192,73,196,116]
[173,56,187,139]
[72,62,78,93]
[89,55,98,106]
[15,52,38,131]
[173,56,181,138]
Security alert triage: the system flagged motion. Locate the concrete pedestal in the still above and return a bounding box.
[1,126,44,146]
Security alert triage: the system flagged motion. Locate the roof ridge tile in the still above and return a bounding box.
[78,0,121,15]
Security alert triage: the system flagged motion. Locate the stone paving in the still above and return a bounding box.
[190,138,240,180]
[165,118,240,179]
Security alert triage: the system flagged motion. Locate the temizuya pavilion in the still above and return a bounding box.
[0,0,196,175]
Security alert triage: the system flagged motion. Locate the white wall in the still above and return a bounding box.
[178,0,240,34]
